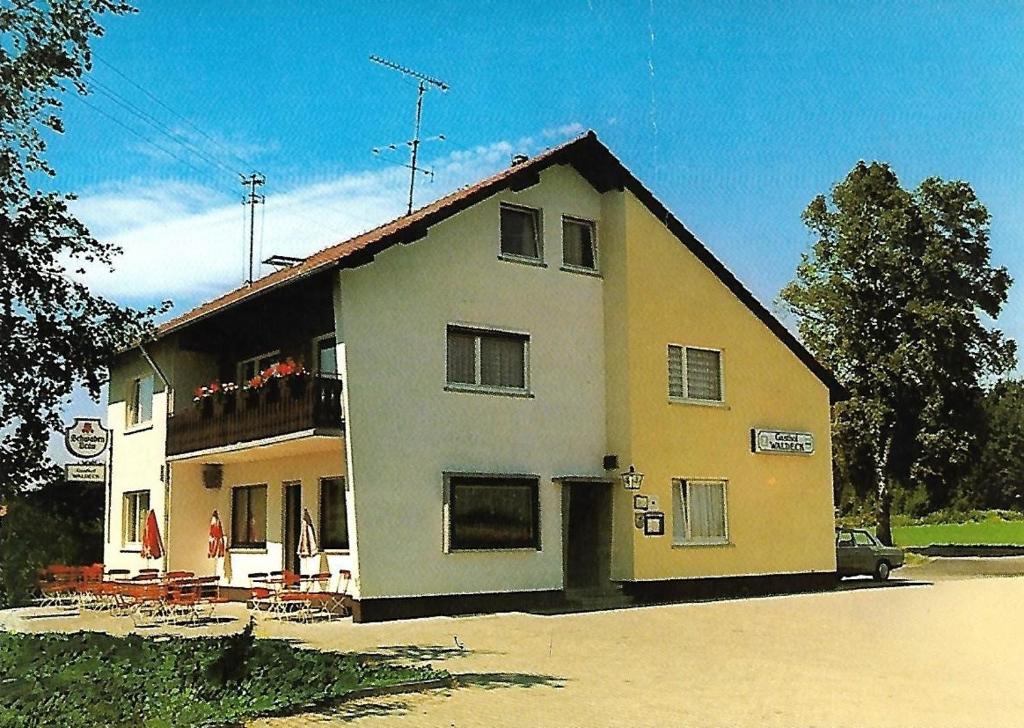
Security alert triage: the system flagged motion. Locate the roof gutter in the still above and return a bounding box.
[138,342,170,389]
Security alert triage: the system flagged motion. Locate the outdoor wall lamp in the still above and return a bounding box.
[620,464,644,490]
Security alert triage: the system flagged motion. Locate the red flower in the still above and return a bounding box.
[209,380,221,394]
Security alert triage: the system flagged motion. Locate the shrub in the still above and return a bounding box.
[0,623,444,727]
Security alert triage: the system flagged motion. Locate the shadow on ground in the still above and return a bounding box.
[835,577,933,592]
[364,643,505,664]
[455,672,566,690]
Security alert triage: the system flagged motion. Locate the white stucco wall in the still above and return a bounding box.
[341,164,608,599]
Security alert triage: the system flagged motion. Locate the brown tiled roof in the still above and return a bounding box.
[153,130,846,401]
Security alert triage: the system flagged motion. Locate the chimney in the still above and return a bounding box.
[510,153,529,167]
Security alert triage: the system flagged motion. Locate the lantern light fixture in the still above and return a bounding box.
[621,464,644,490]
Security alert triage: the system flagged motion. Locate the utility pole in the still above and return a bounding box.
[240,172,265,285]
[370,55,449,215]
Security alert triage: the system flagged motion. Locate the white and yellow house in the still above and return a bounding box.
[103,132,844,621]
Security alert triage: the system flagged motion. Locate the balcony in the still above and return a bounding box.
[167,374,344,457]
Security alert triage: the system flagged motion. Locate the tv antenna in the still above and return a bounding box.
[370,54,449,215]
[240,172,266,286]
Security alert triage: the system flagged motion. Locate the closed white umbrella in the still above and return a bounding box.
[297,508,318,558]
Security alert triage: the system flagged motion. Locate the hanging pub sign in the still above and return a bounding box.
[65,462,106,483]
[751,428,814,455]
[65,418,109,459]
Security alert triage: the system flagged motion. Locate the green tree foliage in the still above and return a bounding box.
[781,162,1015,543]
[959,380,1024,510]
[0,0,168,493]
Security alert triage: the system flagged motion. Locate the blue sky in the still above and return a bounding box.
[47,2,1024,455]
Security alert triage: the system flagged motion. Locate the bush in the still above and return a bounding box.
[0,622,444,727]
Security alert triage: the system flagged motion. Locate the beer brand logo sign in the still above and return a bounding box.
[65,418,109,459]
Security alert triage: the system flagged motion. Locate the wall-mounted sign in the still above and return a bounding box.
[634,513,645,529]
[633,495,649,511]
[751,428,814,455]
[643,512,665,536]
[65,418,109,459]
[65,462,106,483]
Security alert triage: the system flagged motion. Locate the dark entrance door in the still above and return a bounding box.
[564,484,612,592]
[284,482,301,574]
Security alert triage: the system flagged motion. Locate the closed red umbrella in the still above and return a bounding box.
[207,510,226,559]
[141,509,163,560]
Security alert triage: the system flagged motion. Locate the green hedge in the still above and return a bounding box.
[0,622,444,727]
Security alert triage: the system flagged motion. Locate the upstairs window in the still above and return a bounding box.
[314,335,338,375]
[668,345,723,403]
[319,476,349,550]
[239,350,280,383]
[122,490,150,546]
[128,375,154,426]
[562,216,597,271]
[231,484,268,549]
[447,325,528,392]
[500,204,541,261]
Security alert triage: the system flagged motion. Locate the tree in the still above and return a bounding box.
[781,162,1015,544]
[959,380,1024,510]
[1,0,168,495]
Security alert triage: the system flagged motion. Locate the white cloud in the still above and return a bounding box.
[542,122,585,139]
[69,138,538,305]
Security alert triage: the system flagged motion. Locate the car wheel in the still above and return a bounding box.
[873,561,890,581]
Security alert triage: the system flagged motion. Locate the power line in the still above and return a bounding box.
[67,92,226,181]
[91,54,254,170]
[85,76,240,179]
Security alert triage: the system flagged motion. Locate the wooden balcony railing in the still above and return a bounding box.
[167,374,344,457]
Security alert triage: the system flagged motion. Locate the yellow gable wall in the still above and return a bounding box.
[618,192,836,580]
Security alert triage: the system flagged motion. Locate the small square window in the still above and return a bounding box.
[668,345,723,403]
[500,204,541,260]
[562,217,596,271]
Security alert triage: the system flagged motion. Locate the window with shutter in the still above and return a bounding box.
[667,345,723,403]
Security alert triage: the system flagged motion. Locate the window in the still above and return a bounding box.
[500,204,541,261]
[319,477,349,550]
[446,475,540,551]
[836,530,855,548]
[231,484,268,548]
[672,479,728,545]
[853,530,876,547]
[668,345,723,402]
[314,335,338,375]
[562,216,597,271]
[239,350,280,383]
[128,375,154,426]
[122,490,150,546]
[446,325,528,392]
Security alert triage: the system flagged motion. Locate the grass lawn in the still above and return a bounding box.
[0,622,446,728]
[893,519,1024,547]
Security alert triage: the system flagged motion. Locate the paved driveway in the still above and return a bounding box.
[250,574,1024,728]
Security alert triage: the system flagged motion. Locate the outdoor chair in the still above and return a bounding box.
[35,565,82,609]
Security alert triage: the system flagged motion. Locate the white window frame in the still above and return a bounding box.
[127,374,155,428]
[444,322,531,396]
[673,478,729,546]
[121,490,150,547]
[560,214,599,274]
[238,349,281,384]
[668,344,725,405]
[312,333,337,375]
[230,482,269,551]
[498,202,544,265]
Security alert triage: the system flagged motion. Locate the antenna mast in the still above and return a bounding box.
[370,55,449,215]
[240,172,266,285]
